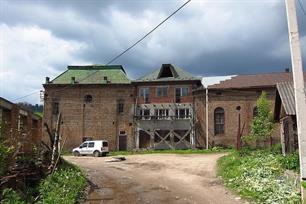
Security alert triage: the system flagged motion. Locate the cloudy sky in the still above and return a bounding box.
[0,0,305,104]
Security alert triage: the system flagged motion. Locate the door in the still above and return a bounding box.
[87,142,95,154]
[80,142,88,154]
[119,135,127,151]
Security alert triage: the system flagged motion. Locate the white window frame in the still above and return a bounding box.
[175,108,190,119]
[154,109,169,119]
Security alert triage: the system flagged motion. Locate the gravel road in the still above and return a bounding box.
[65,154,246,204]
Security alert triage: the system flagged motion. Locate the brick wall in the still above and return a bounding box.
[194,88,280,148]
[43,85,135,151]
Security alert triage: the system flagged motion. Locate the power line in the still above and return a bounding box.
[12,0,192,101]
[297,0,306,17]
[12,90,41,102]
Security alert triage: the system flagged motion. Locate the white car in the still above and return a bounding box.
[72,140,109,157]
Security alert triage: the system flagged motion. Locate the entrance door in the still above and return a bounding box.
[119,135,127,151]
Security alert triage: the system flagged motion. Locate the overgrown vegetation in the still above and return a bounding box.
[109,146,229,156]
[243,91,274,146]
[1,161,86,204]
[218,149,301,204]
[0,123,13,176]
[37,161,86,204]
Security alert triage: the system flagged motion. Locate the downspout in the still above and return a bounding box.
[206,87,209,150]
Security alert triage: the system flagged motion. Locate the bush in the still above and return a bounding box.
[278,152,300,172]
[1,188,25,204]
[37,161,86,204]
[0,123,13,176]
[218,150,301,203]
[243,92,274,145]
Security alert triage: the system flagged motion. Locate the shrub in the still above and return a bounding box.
[1,188,25,204]
[37,161,86,204]
[278,152,300,172]
[243,92,274,146]
[0,123,13,176]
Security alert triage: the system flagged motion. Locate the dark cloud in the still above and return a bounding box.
[0,0,305,103]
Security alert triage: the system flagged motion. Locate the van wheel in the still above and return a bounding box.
[73,151,80,157]
[93,151,100,157]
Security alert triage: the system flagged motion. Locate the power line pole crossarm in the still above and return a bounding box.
[285,0,306,201]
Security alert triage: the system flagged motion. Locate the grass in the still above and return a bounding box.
[108,147,230,156]
[36,160,87,204]
[217,149,301,204]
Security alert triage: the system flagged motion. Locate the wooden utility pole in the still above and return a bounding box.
[285,0,306,201]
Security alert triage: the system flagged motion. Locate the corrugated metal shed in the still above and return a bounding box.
[276,81,306,115]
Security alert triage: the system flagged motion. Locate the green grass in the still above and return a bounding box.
[108,147,230,156]
[36,160,87,204]
[217,149,301,204]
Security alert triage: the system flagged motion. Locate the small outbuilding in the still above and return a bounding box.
[274,81,306,154]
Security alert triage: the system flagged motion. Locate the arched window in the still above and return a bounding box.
[84,95,93,103]
[214,107,225,135]
[253,106,258,118]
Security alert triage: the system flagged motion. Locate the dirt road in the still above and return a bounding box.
[65,154,246,204]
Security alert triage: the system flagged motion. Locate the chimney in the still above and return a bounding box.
[45,77,50,84]
[285,68,290,73]
[71,77,76,84]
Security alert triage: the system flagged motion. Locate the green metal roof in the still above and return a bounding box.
[51,65,131,84]
[134,64,200,82]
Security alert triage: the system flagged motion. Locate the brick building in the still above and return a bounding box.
[43,64,303,151]
[133,64,202,149]
[194,71,306,148]
[0,97,42,153]
[43,65,134,151]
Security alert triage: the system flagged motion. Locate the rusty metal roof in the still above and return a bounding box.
[208,72,306,89]
[276,81,306,115]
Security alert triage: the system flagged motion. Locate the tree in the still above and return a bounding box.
[244,92,274,147]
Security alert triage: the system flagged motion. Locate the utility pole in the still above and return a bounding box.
[285,0,306,201]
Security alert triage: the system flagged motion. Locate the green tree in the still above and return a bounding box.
[0,123,13,176]
[244,92,274,147]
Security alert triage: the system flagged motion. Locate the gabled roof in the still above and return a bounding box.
[276,81,306,115]
[134,64,200,82]
[50,65,131,84]
[208,72,306,89]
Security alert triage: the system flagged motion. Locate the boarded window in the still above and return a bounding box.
[52,102,59,115]
[156,87,168,97]
[214,107,225,135]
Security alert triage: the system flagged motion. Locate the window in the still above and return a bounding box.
[156,87,168,97]
[52,102,59,115]
[119,130,126,135]
[175,108,190,119]
[103,141,108,147]
[117,100,124,113]
[253,107,258,118]
[81,142,88,148]
[175,87,189,102]
[84,95,93,103]
[139,88,150,103]
[214,107,225,135]
[139,109,150,120]
[154,109,169,119]
[88,142,94,148]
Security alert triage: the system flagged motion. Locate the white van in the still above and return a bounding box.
[72,140,109,157]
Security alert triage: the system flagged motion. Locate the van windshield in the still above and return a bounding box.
[103,142,108,147]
